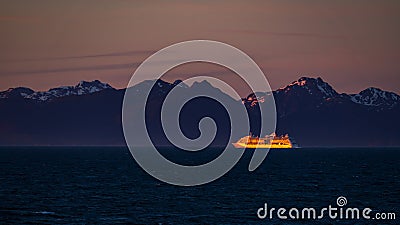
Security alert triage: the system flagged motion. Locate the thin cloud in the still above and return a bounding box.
[0,50,156,63]
[0,57,180,76]
[223,29,347,39]
[0,62,140,76]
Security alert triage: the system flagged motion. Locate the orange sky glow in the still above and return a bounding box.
[0,0,399,95]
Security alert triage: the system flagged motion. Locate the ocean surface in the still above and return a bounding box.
[0,147,398,224]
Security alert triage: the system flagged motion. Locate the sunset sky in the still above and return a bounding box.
[1,0,399,95]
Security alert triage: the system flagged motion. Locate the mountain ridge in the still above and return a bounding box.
[2,77,399,109]
[1,77,399,147]
[0,80,114,102]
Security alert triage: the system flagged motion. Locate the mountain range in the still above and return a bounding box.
[1,77,399,147]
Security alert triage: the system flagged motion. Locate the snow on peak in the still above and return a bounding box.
[277,77,338,98]
[84,80,112,93]
[0,80,114,102]
[291,77,309,86]
[350,87,400,107]
[0,87,34,99]
[76,80,112,91]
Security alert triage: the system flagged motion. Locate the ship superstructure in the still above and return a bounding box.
[232,133,296,149]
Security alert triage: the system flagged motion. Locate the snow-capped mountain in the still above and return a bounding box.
[0,80,114,102]
[0,87,34,99]
[275,77,338,99]
[1,76,400,146]
[267,77,341,116]
[273,77,400,109]
[350,87,400,108]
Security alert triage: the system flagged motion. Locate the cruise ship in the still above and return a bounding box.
[232,133,297,149]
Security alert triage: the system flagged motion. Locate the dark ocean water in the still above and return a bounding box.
[0,147,398,224]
